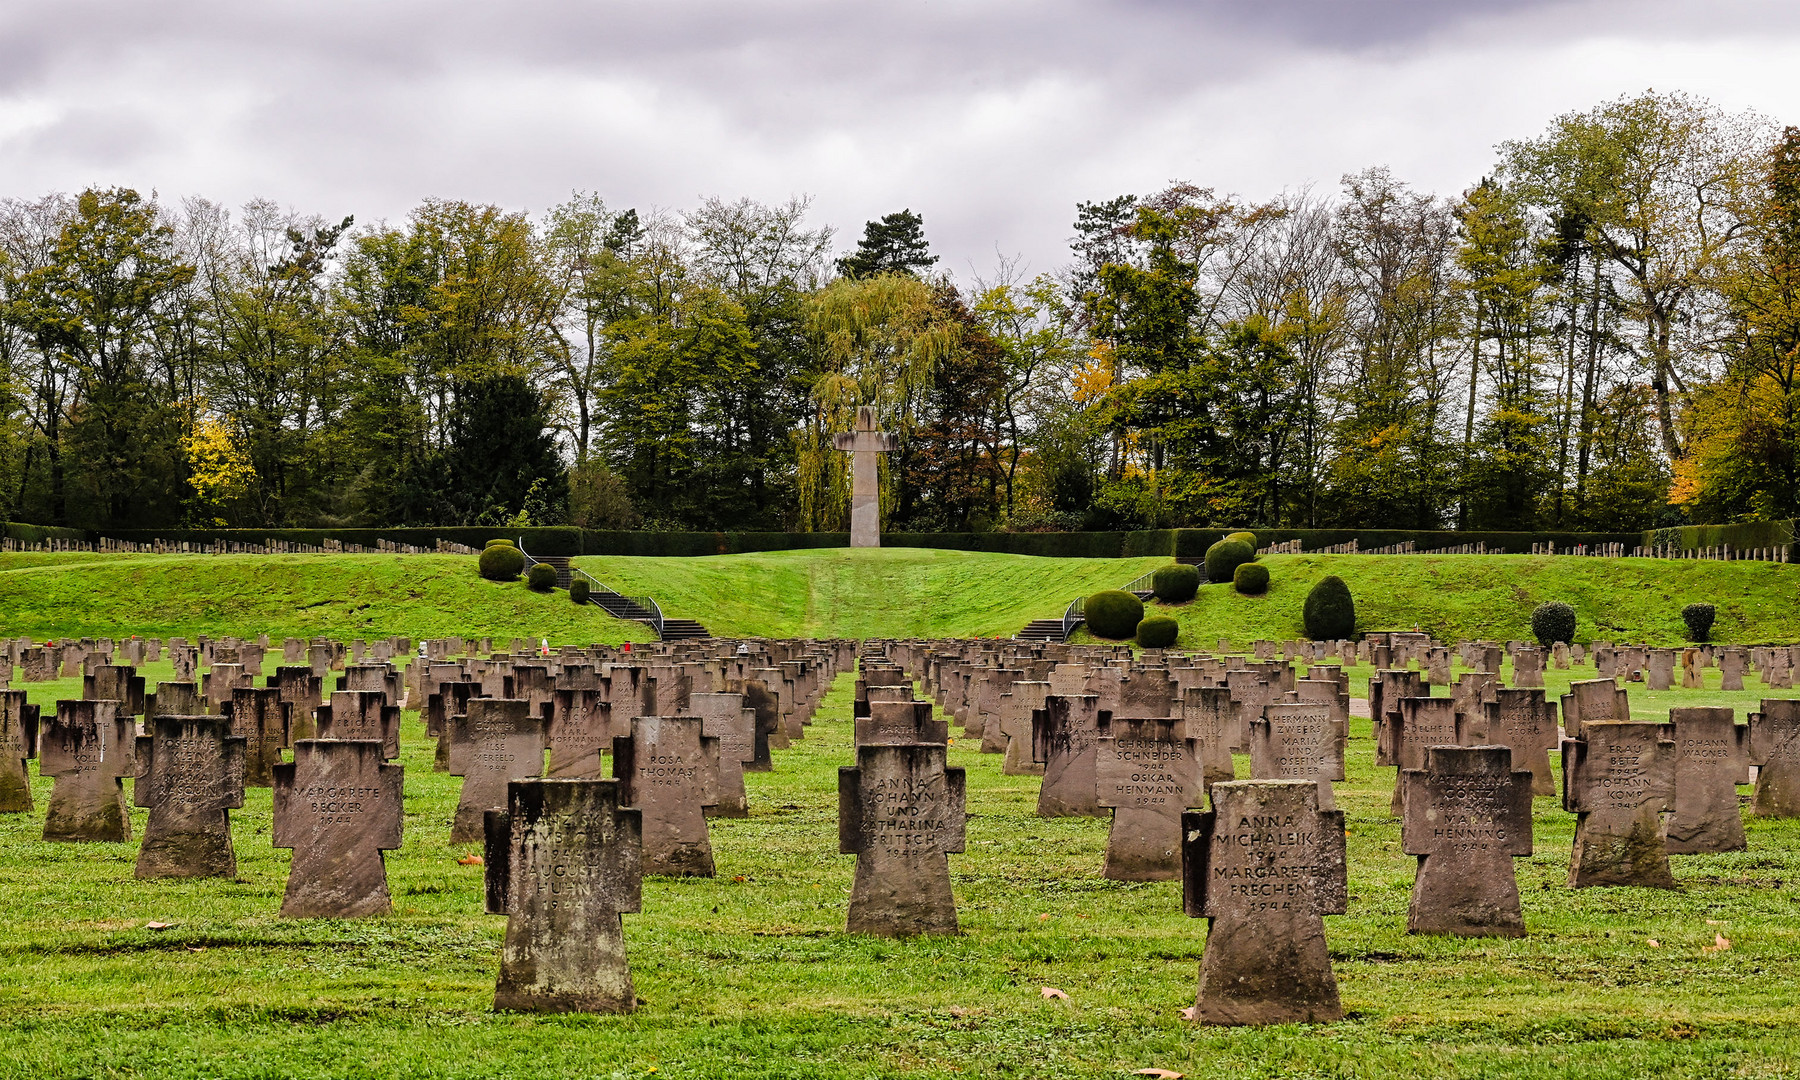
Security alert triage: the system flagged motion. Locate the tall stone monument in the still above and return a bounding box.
[832,405,897,548]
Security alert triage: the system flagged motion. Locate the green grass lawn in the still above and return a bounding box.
[1076,553,1800,649]
[3,667,1800,1078]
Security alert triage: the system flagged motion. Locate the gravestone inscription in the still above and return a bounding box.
[133,714,246,878]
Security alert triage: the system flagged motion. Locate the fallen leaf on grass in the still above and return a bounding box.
[1039,986,1068,1000]
[1702,933,1731,953]
[1133,1070,1184,1079]
[1037,913,1054,921]
[1647,939,1661,948]
[1179,1006,1199,1022]
[456,853,483,866]
[145,922,173,931]
[1706,919,1724,926]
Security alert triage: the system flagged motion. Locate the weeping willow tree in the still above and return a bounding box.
[797,274,962,530]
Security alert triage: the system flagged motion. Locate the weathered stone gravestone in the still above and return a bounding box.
[687,692,755,818]
[1032,694,1106,817]
[1719,648,1747,691]
[483,778,642,1013]
[1750,699,1800,817]
[20,646,55,682]
[1665,706,1751,854]
[133,715,246,878]
[1181,685,1238,792]
[613,715,720,876]
[1181,779,1346,1025]
[1484,689,1560,796]
[1560,678,1630,739]
[1680,649,1705,689]
[40,699,135,841]
[84,664,146,718]
[1250,702,1347,810]
[546,688,613,779]
[203,663,252,713]
[315,690,401,760]
[855,700,948,746]
[998,680,1048,776]
[833,405,898,548]
[1551,642,1570,670]
[449,699,550,844]
[1562,720,1677,888]
[839,742,966,935]
[272,739,404,917]
[1646,650,1675,691]
[225,686,290,787]
[1379,697,1468,816]
[272,666,323,740]
[1094,717,1200,880]
[0,690,40,812]
[1512,647,1545,689]
[1400,745,1533,937]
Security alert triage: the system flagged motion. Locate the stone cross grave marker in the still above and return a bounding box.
[20,646,54,682]
[1251,702,1348,811]
[1559,677,1630,739]
[0,690,40,812]
[725,676,778,772]
[839,742,966,935]
[832,405,898,548]
[133,714,246,878]
[1094,716,1200,880]
[1400,744,1533,937]
[855,699,948,747]
[1181,779,1347,1025]
[84,664,146,718]
[315,690,401,760]
[226,686,290,787]
[484,778,642,1013]
[1032,694,1106,817]
[1562,719,1677,888]
[1380,697,1469,816]
[686,692,755,818]
[272,739,403,916]
[1719,648,1747,691]
[1665,706,1751,854]
[1751,699,1800,817]
[545,687,615,779]
[1180,685,1238,792]
[1484,688,1560,796]
[272,666,323,740]
[998,680,1048,776]
[449,699,550,844]
[613,714,720,876]
[40,699,134,841]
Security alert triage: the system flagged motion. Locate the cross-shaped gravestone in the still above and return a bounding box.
[428,678,481,772]
[686,692,756,818]
[1250,702,1347,811]
[1559,677,1630,739]
[226,686,290,788]
[839,742,966,935]
[203,663,251,713]
[272,666,323,740]
[315,690,401,760]
[273,739,404,917]
[1180,685,1238,792]
[998,681,1048,776]
[547,688,614,778]
[1182,779,1347,1025]
[1562,719,1676,888]
[133,714,246,878]
[1719,648,1747,691]
[1382,697,1469,816]
[613,714,720,876]
[1401,744,1533,936]
[1032,694,1107,817]
[1751,698,1800,817]
[84,664,146,718]
[0,690,40,812]
[855,700,948,747]
[1094,716,1200,880]
[484,777,642,1013]
[1484,688,1561,796]
[1665,706,1751,853]
[40,699,135,841]
[724,677,778,772]
[832,405,898,548]
[449,699,550,845]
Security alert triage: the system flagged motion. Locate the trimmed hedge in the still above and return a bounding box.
[1648,520,1796,554]
[1303,575,1356,640]
[1234,562,1270,595]
[1151,564,1200,603]
[569,578,591,604]
[478,545,526,581]
[1682,602,1716,642]
[1084,590,1145,640]
[526,563,558,591]
[1531,601,1576,645]
[1136,615,1179,648]
[1204,539,1255,583]
[1225,530,1257,548]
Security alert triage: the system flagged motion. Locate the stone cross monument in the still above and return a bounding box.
[833,406,897,548]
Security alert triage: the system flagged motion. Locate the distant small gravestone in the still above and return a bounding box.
[315,690,401,760]
[133,714,246,879]
[1094,716,1201,880]
[613,715,720,876]
[998,681,1048,776]
[484,778,642,1013]
[0,690,41,812]
[855,700,948,747]
[687,692,756,818]
[1559,678,1630,740]
[273,739,404,917]
[1380,697,1468,816]
[1401,744,1533,937]
[449,699,550,845]
[839,742,966,935]
[272,666,323,740]
[1180,685,1238,792]
[1484,688,1560,796]
[226,686,290,788]
[20,647,55,682]
[40,699,135,842]
[1032,694,1107,817]
[1664,706,1750,853]
[1719,648,1747,692]
[1646,650,1675,692]
[1182,780,1346,1025]
[546,688,614,779]
[1562,720,1677,888]
[1251,702,1347,810]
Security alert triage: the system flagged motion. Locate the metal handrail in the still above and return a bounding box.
[635,595,665,639]
[540,550,667,640]
[1062,596,1085,641]
[1120,569,1157,593]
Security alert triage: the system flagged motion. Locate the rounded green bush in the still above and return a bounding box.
[1151,563,1200,603]
[1233,562,1270,595]
[478,544,526,581]
[485,538,517,549]
[1084,590,1145,640]
[569,578,591,604]
[1225,530,1258,549]
[526,563,558,591]
[1531,601,1576,646]
[1682,602,1716,642]
[1303,574,1356,640]
[1136,615,1179,648]
[1204,539,1255,584]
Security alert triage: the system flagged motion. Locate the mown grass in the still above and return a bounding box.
[1075,553,1800,649]
[2,665,1799,1078]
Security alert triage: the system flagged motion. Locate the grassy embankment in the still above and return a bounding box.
[2,667,1799,1078]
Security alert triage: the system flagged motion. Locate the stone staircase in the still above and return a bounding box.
[517,545,708,642]
[1015,564,1208,642]
[1017,618,1068,642]
[659,618,710,641]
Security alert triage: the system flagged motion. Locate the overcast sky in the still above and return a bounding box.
[3,0,1799,278]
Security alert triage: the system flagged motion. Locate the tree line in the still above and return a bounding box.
[1,90,1796,535]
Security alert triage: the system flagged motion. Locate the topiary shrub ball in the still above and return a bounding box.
[1531,601,1576,646]
[569,578,591,604]
[1225,530,1258,549]
[1151,563,1201,603]
[1233,562,1270,595]
[1303,575,1355,640]
[478,544,526,581]
[1136,615,1179,649]
[1682,602,1716,643]
[1204,539,1255,584]
[1084,590,1145,640]
[485,538,517,549]
[526,563,558,592]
